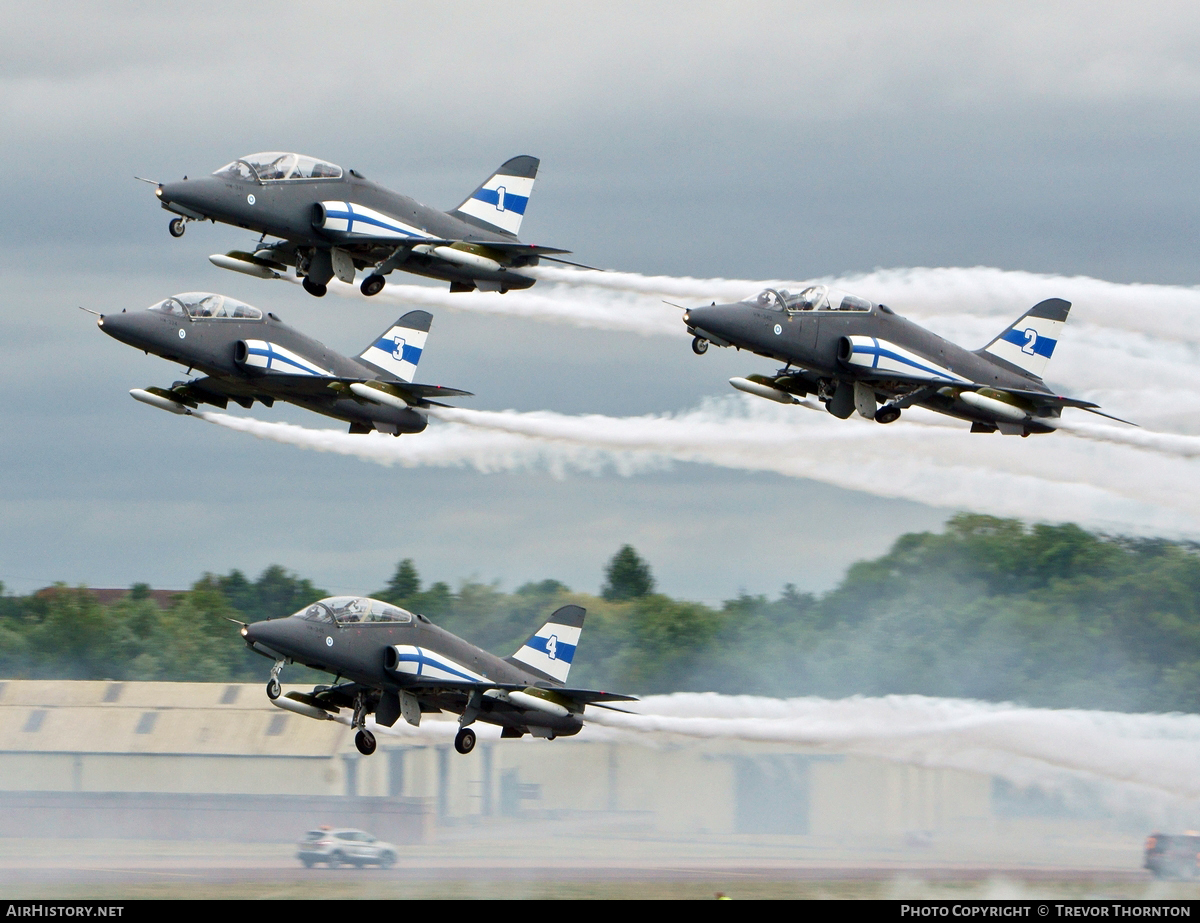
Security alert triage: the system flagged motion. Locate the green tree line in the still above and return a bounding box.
[2,515,1199,713]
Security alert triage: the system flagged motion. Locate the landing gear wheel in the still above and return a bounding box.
[875,406,901,424]
[266,678,281,700]
[454,727,477,754]
[168,218,186,238]
[692,336,709,355]
[360,274,386,297]
[355,729,377,756]
[302,277,328,297]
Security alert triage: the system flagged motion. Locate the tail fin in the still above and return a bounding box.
[358,310,431,382]
[979,298,1071,379]
[506,604,584,684]
[450,155,539,238]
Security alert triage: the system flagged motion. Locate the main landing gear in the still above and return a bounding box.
[360,274,386,297]
[302,278,327,297]
[454,727,477,754]
[168,217,187,238]
[874,405,902,424]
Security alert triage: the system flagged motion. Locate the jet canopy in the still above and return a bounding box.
[148,292,263,320]
[293,596,414,625]
[213,152,343,183]
[740,285,873,313]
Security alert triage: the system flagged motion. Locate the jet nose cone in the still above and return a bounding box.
[96,310,150,347]
[243,618,297,658]
[685,302,739,339]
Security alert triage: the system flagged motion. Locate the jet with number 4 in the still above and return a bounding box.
[95,291,469,435]
[684,284,1128,435]
[237,597,635,756]
[147,152,576,297]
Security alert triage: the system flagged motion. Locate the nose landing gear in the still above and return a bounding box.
[692,336,709,355]
[266,659,285,699]
[168,218,187,238]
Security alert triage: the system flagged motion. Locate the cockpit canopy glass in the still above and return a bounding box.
[148,292,263,320]
[741,285,874,313]
[214,152,343,182]
[293,596,414,625]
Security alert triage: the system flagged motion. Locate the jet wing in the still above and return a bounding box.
[152,376,472,410]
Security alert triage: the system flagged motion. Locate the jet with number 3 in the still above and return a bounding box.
[237,598,635,756]
[96,292,470,435]
[684,285,1128,435]
[147,152,576,297]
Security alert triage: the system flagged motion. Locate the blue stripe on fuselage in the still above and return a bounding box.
[472,188,529,215]
[392,647,478,681]
[325,204,423,238]
[248,344,321,375]
[856,339,963,381]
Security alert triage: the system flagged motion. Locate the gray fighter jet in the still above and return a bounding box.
[149,152,572,297]
[239,597,635,756]
[96,292,469,435]
[684,284,1126,435]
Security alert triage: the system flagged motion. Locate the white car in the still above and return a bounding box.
[297,827,398,868]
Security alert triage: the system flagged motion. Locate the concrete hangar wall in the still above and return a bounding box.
[0,681,991,842]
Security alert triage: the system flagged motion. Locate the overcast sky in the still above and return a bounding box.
[4,2,1200,602]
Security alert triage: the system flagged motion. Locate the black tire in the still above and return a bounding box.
[455,727,477,754]
[355,729,377,756]
[266,678,281,700]
[328,852,344,869]
[691,336,709,355]
[379,852,396,869]
[168,218,186,238]
[360,274,385,297]
[875,406,901,425]
[301,858,314,868]
[302,277,327,297]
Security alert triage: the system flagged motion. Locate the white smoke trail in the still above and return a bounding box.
[586,693,1200,807]
[363,689,1200,812]
[196,396,1200,537]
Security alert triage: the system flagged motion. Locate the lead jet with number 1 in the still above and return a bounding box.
[148,152,575,297]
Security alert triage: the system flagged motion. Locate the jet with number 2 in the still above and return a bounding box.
[684,284,1128,435]
[238,597,635,757]
[148,152,575,297]
[96,291,469,435]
